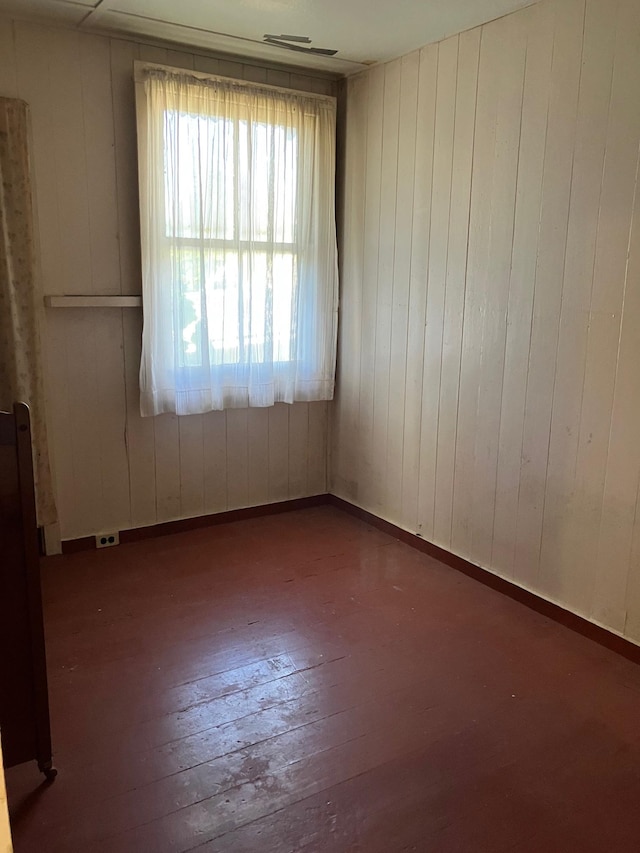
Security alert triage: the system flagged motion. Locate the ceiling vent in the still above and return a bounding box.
[263,34,338,57]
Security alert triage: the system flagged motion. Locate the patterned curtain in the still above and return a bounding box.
[0,97,56,526]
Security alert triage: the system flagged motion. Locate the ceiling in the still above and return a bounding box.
[0,0,539,75]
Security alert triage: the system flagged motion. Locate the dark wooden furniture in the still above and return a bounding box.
[0,402,55,781]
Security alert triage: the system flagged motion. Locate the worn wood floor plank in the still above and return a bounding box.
[6,506,640,852]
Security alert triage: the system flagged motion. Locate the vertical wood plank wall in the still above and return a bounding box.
[0,17,334,543]
[332,0,640,645]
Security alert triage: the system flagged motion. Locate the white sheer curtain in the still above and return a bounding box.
[135,64,338,415]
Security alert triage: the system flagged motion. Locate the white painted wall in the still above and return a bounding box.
[332,0,640,644]
[0,18,333,543]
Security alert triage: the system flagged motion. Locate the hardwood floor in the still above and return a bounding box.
[6,505,640,851]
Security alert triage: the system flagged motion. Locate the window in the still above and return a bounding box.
[135,63,339,415]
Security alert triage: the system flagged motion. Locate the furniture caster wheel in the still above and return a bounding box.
[42,764,58,783]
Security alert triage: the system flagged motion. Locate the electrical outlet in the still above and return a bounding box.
[95,532,120,549]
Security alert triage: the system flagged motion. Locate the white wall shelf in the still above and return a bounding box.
[44,295,142,308]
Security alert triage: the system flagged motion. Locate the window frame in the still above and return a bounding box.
[134,62,338,414]
[157,99,303,377]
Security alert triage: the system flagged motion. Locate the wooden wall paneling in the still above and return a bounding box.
[80,33,121,297]
[247,407,269,507]
[153,414,181,521]
[308,401,328,494]
[46,28,104,538]
[416,37,457,543]
[166,49,195,71]
[243,64,268,84]
[288,404,309,498]
[203,411,228,514]
[47,28,93,296]
[537,0,618,604]
[356,64,384,510]
[122,313,157,528]
[193,55,220,75]
[468,13,528,569]
[625,481,640,642]
[432,29,480,549]
[310,76,336,96]
[0,19,18,96]
[62,310,103,538]
[226,408,249,509]
[371,59,401,516]
[111,37,157,530]
[400,44,438,533]
[268,404,289,502]
[385,51,419,523]
[178,415,205,520]
[290,73,323,94]
[137,43,169,65]
[80,35,132,534]
[331,72,367,502]
[307,68,338,93]
[266,68,291,88]
[557,0,640,617]
[91,309,132,533]
[512,0,585,591]
[568,314,624,609]
[491,0,555,577]
[332,0,640,643]
[338,72,367,502]
[451,26,500,560]
[218,58,245,80]
[593,159,640,630]
[110,38,142,296]
[5,18,331,540]
[580,0,640,626]
[41,314,76,538]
